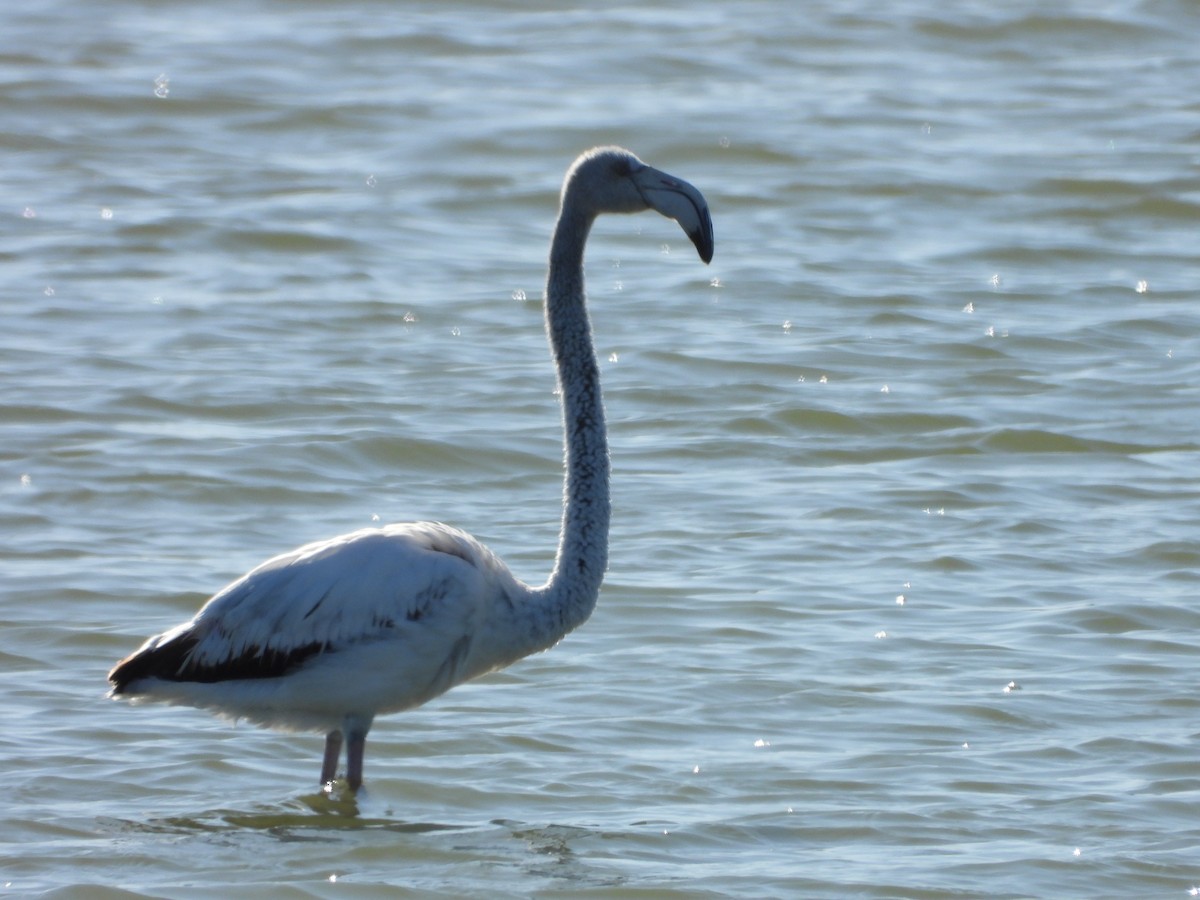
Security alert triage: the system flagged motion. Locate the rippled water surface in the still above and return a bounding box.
[3,1,1200,896]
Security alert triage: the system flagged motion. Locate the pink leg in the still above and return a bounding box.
[321,730,343,786]
[346,731,366,791]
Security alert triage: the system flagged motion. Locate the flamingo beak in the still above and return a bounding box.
[634,167,715,264]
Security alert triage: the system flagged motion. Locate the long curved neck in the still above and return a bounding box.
[530,203,611,638]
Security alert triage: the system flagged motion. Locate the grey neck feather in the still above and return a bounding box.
[524,202,611,647]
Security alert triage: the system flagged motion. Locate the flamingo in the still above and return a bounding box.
[108,147,714,791]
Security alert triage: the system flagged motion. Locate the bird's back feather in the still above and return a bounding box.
[108,522,527,727]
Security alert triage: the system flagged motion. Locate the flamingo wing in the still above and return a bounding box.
[109,522,507,692]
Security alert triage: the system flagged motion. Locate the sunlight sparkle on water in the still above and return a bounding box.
[153,73,170,98]
[1135,279,1148,294]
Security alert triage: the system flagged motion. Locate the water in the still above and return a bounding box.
[3,0,1199,896]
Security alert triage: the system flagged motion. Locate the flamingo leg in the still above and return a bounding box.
[321,730,343,786]
[346,730,366,791]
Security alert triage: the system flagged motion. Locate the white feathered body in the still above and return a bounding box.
[116,522,542,732]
